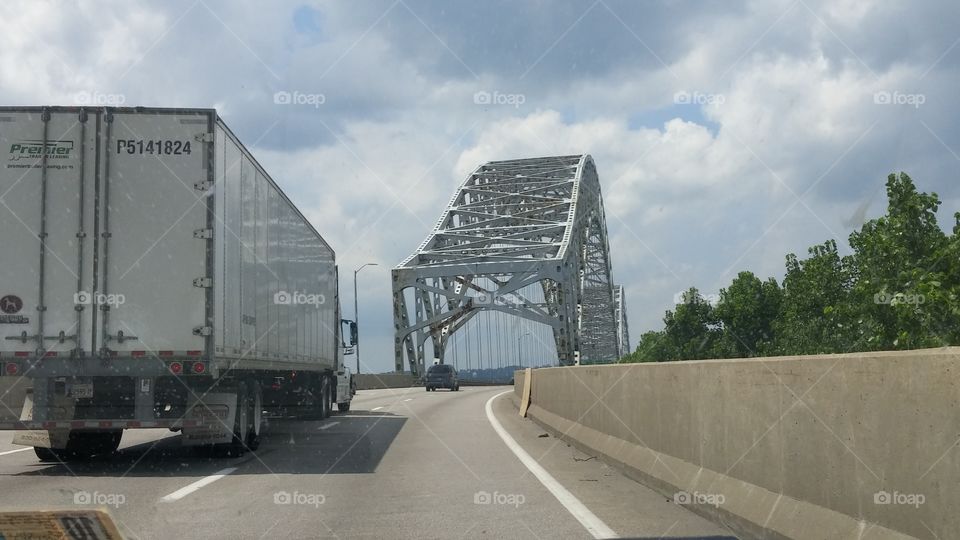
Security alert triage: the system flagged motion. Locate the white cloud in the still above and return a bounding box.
[0,0,958,369]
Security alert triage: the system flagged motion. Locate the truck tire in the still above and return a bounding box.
[290,375,325,420]
[246,379,263,451]
[84,430,123,456]
[38,431,123,462]
[337,401,350,412]
[34,447,60,462]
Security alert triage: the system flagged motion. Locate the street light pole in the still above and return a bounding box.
[353,262,378,374]
[517,332,530,368]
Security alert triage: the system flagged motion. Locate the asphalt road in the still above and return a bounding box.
[0,386,737,539]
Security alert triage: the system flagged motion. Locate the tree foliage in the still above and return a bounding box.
[621,172,960,363]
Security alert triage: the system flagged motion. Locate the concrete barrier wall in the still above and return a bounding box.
[515,348,959,539]
[354,372,415,390]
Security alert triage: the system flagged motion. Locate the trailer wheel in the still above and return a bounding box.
[246,379,262,451]
[337,401,350,412]
[34,447,60,462]
[90,430,123,455]
[39,431,123,461]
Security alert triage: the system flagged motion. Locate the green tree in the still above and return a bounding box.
[661,288,720,360]
[712,271,782,357]
[626,170,960,361]
[849,172,960,349]
[771,239,858,354]
[620,330,671,363]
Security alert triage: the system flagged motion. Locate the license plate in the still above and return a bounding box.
[70,383,94,399]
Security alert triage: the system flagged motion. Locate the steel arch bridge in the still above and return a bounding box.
[392,154,627,376]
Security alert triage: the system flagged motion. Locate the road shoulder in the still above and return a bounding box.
[490,391,738,539]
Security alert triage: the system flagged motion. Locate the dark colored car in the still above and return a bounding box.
[425,364,459,391]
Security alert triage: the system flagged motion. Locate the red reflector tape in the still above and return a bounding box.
[131,351,146,357]
[99,421,112,428]
[71,421,85,429]
[43,352,57,357]
[159,351,173,357]
[186,350,202,356]
[14,351,30,357]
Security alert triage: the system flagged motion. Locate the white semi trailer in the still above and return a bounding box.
[0,106,355,460]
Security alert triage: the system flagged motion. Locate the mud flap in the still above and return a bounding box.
[12,390,71,449]
[181,392,237,446]
[336,372,352,405]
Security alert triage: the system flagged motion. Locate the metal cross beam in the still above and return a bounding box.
[615,284,631,357]
[392,154,624,376]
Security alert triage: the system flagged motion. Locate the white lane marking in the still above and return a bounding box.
[372,406,384,411]
[403,398,413,402]
[159,467,237,503]
[0,447,32,457]
[485,391,618,539]
[319,421,339,430]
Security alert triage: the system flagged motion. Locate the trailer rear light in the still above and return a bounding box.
[5,363,18,376]
[191,362,205,374]
[169,362,183,375]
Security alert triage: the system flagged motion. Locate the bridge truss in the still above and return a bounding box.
[392,155,626,376]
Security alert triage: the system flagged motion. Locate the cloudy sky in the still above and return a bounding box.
[3,0,958,373]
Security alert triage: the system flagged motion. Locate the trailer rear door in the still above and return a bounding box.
[98,110,212,355]
[0,109,99,357]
